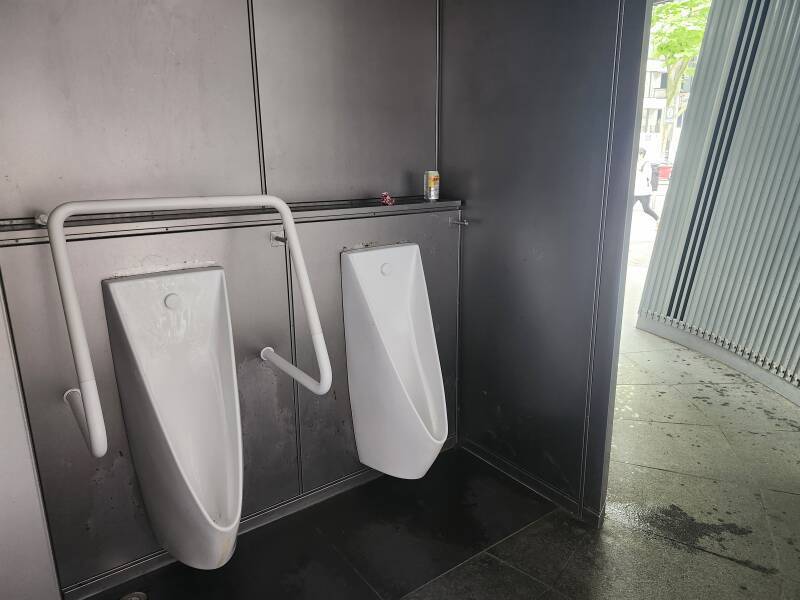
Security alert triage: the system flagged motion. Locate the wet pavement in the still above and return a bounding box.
[603,207,800,598]
[608,332,800,598]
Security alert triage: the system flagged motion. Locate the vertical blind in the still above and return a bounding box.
[639,0,800,387]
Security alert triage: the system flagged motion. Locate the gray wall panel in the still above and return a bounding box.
[441,0,642,505]
[0,283,60,599]
[0,0,261,219]
[253,0,437,202]
[1,227,296,586]
[0,0,452,592]
[291,213,460,490]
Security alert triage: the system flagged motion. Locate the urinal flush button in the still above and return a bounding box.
[164,293,182,310]
[380,262,392,276]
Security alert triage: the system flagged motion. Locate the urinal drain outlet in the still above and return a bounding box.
[120,593,147,600]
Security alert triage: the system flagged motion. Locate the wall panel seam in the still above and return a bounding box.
[247,0,268,194]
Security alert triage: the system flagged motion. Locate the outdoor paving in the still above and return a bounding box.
[604,206,800,598]
[610,329,800,598]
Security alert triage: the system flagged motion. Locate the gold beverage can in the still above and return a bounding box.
[424,170,440,201]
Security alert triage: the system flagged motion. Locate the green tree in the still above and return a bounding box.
[650,0,711,157]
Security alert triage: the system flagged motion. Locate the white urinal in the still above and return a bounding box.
[342,243,448,479]
[103,267,242,570]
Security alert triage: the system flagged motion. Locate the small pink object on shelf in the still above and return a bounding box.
[380,192,395,206]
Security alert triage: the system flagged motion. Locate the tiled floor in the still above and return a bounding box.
[608,344,800,599]
[602,208,800,598]
[92,450,555,600]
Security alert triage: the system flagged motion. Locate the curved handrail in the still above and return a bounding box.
[46,195,332,458]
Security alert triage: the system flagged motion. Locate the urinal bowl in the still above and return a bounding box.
[103,267,243,569]
[342,243,448,479]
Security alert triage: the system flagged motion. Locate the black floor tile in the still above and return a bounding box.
[402,553,550,599]
[91,512,379,600]
[310,449,555,599]
[539,589,572,600]
[488,510,590,586]
[90,449,553,600]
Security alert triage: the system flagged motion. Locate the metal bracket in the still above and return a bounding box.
[270,230,287,246]
[449,216,469,227]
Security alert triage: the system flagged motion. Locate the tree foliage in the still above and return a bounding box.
[651,0,712,76]
[650,0,712,157]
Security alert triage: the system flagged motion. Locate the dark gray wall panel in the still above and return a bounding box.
[253,0,437,202]
[291,213,460,490]
[0,287,60,599]
[441,0,641,503]
[584,0,649,517]
[0,227,296,586]
[0,0,260,219]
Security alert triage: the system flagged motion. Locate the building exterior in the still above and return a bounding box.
[640,58,692,165]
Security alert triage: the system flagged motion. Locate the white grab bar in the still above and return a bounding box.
[46,195,332,458]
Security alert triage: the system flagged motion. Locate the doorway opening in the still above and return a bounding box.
[610,0,800,596]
